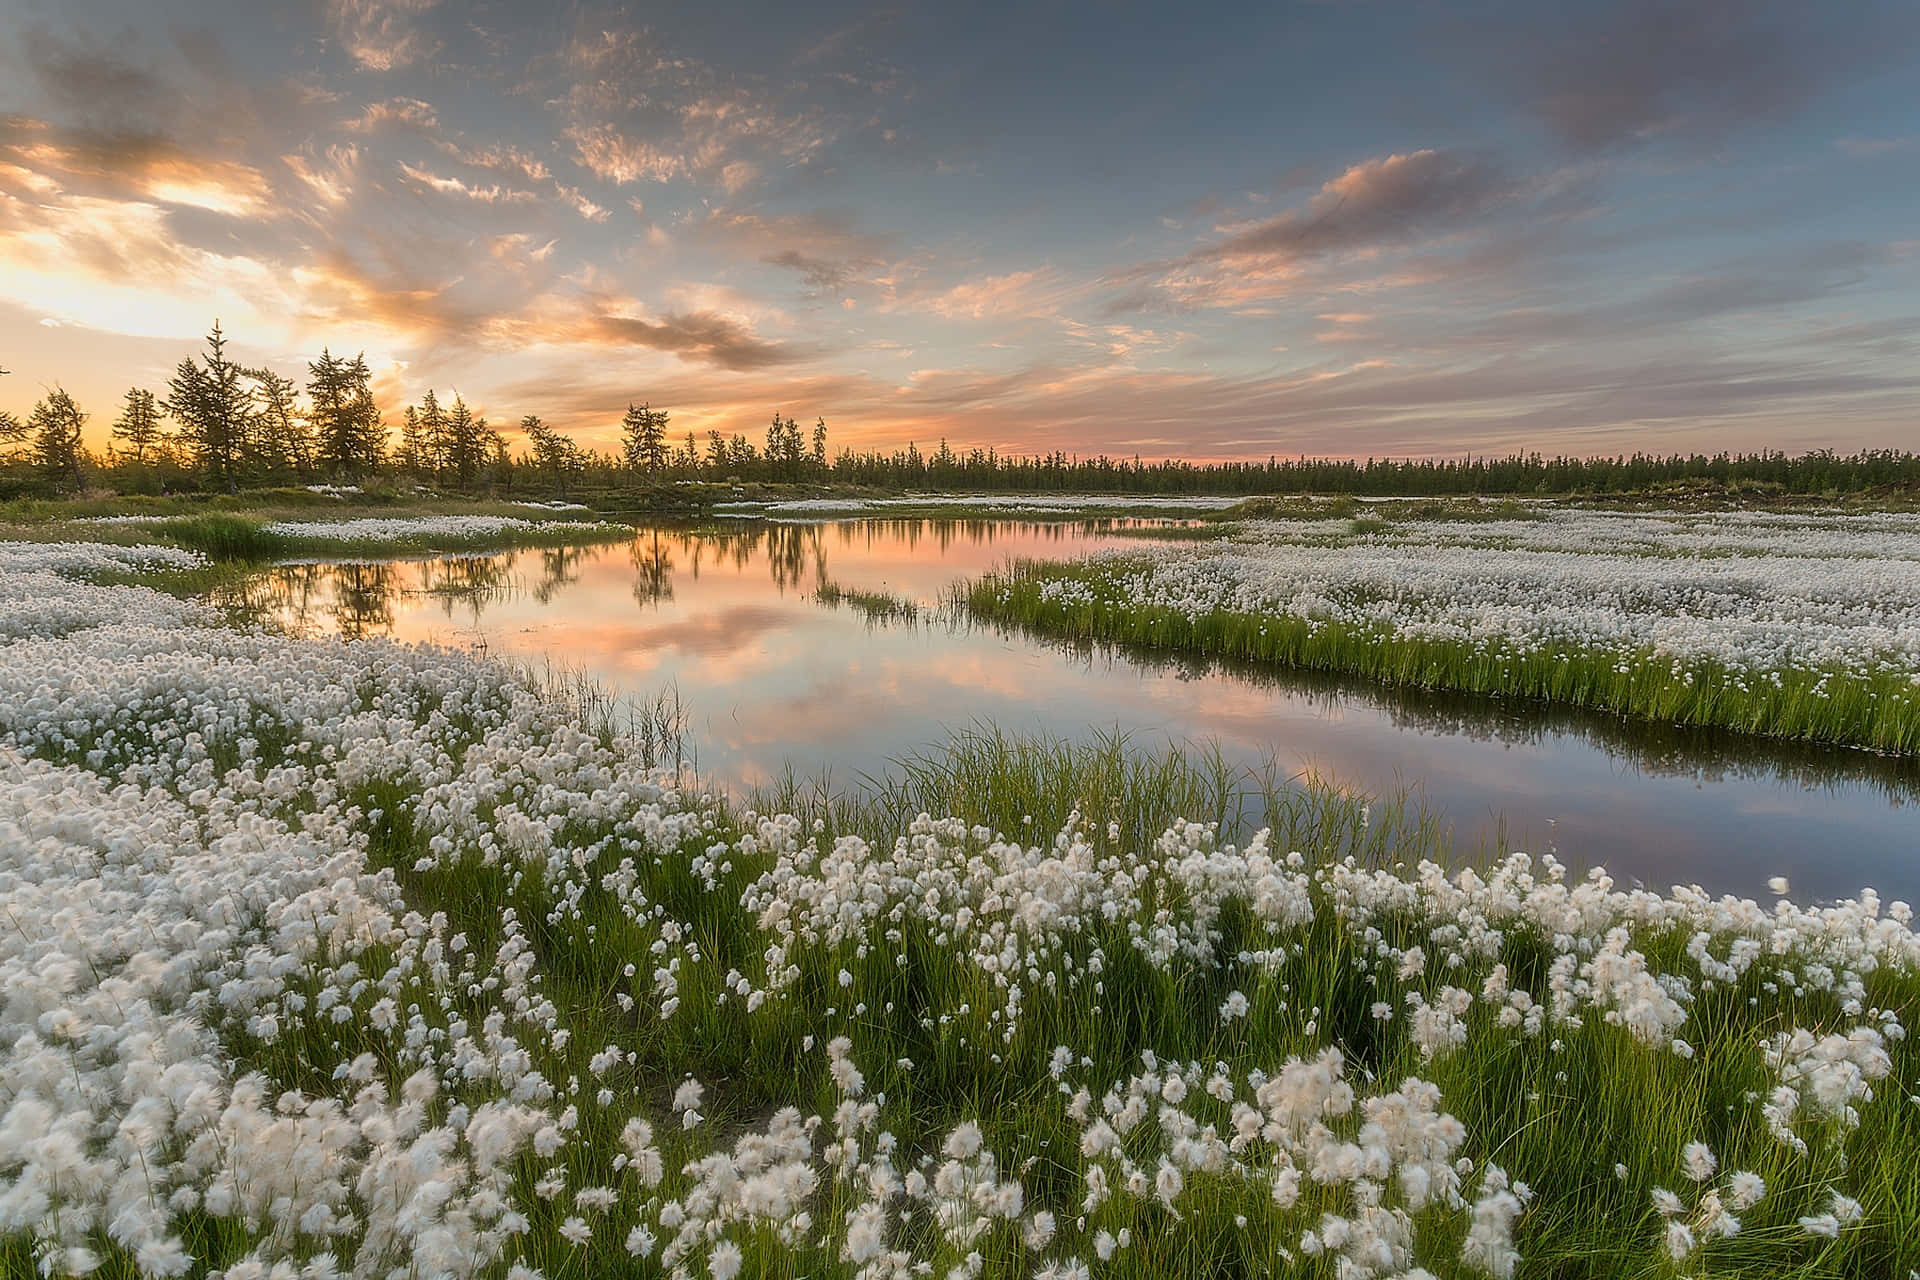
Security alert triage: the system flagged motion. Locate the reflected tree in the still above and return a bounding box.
[332,563,398,640]
[630,531,676,608]
[533,545,586,604]
[422,555,514,622]
[765,522,821,591]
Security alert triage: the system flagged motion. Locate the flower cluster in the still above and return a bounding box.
[263,515,620,542]
[1010,507,1920,681]
[1,539,1915,1278]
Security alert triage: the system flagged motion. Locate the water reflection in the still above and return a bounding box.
[1003,627,1920,809]
[221,518,1920,901]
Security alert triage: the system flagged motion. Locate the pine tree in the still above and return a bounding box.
[310,350,382,478]
[110,388,167,466]
[416,390,447,477]
[523,414,581,493]
[622,402,668,473]
[247,368,311,478]
[443,395,485,488]
[26,387,86,486]
[399,406,424,477]
[164,321,252,490]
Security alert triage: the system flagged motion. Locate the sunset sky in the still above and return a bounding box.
[1,0,1916,460]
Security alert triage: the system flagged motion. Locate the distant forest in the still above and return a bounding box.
[4,324,1917,499]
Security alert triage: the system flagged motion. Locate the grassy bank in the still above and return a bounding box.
[17,509,635,563]
[968,562,1920,754]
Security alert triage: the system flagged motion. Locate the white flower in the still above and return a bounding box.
[945,1120,984,1159]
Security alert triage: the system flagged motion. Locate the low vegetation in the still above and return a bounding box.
[2,542,1916,1279]
[815,580,923,623]
[968,507,1920,755]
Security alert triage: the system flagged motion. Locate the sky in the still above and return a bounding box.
[1,0,1916,461]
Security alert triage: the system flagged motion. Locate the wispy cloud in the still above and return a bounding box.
[325,0,443,72]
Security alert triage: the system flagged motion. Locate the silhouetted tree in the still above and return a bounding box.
[109,388,167,466]
[765,412,804,480]
[442,395,486,488]
[309,349,382,477]
[164,321,251,490]
[414,390,447,477]
[622,402,669,474]
[248,368,312,477]
[523,414,583,493]
[27,387,86,487]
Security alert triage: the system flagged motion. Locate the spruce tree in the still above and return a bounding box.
[110,388,166,466]
[26,387,86,487]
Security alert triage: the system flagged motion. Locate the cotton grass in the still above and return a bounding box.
[1,539,1916,1278]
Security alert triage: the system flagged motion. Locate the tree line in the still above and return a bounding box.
[5,323,1919,498]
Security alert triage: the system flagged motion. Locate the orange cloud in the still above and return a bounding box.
[1,121,272,217]
[325,0,442,72]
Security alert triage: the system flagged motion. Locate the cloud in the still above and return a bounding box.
[283,144,361,207]
[695,209,895,293]
[326,0,442,72]
[396,160,539,205]
[18,26,168,127]
[586,309,801,370]
[556,24,836,188]
[1496,0,1906,151]
[0,118,273,217]
[438,141,552,184]
[1460,242,1892,349]
[294,248,473,342]
[1193,150,1513,263]
[763,250,853,291]
[346,97,440,133]
[1108,149,1566,314]
[912,268,1076,321]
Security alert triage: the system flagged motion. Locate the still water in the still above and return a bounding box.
[226,518,1919,902]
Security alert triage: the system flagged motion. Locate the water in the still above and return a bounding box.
[226,518,1920,902]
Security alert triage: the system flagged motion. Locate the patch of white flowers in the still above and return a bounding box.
[1010,507,1920,681]
[1,541,1913,1277]
[263,515,623,543]
[715,495,1246,516]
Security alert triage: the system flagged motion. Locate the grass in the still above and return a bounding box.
[160,512,296,560]
[1207,495,1551,525]
[814,579,923,623]
[22,509,635,563]
[966,560,1920,756]
[22,704,1920,1278]
[7,584,1919,1277]
[264,518,634,559]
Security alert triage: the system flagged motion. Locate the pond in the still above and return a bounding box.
[224,518,1919,902]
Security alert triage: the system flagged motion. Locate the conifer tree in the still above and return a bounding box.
[622,402,668,473]
[110,388,166,466]
[164,321,251,490]
[26,387,86,486]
